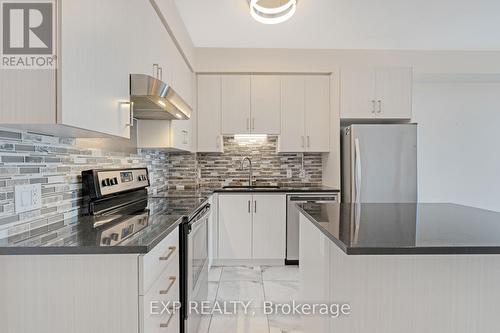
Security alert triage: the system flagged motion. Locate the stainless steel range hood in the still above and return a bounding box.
[129,74,192,120]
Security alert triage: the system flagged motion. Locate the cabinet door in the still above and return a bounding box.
[375,67,412,119]
[252,195,286,260]
[170,119,192,151]
[305,76,330,152]
[60,0,150,138]
[197,75,223,152]
[221,75,251,134]
[279,76,305,152]
[340,68,376,119]
[251,76,281,134]
[299,213,330,333]
[218,195,252,259]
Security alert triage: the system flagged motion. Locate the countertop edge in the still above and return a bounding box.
[0,216,184,256]
[297,205,500,256]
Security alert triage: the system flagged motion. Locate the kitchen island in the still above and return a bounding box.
[298,203,500,333]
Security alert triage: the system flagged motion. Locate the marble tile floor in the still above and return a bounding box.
[198,265,303,333]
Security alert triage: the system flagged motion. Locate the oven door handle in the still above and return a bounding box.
[189,203,211,224]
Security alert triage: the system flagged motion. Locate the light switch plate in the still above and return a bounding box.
[15,184,42,213]
[286,169,292,178]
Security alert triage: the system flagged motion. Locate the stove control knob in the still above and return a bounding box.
[101,180,107,187]
[110,233,119,241]
[102,237,111,245]
[113,177,118,185]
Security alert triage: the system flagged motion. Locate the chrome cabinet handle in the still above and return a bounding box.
[159,246,176,261]
[252,118,255,131]
[182,130,188,145]
[301,136,305,148]
[153,64,159,78]
[120,101,134,127]
[377,100,382,113]
[216,135,220,149]
[371,100,376,113]
[159,309,175,328]
[248,200,251,213]
[254,200,257,213]
[307,136,310,148]
[158,67,163,80]
[159,277,177,295]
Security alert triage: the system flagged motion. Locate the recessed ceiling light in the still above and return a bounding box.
[249,0,297,25]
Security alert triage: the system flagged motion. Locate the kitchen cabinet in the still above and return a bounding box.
[250,76,281,134]
[0,0,193,140]
[218,194,286,261]
[136,119,191,151]
[252,195,286,259]
[221,75,251,134]
[299,213,330,333]
[197,75,223,152]
[340,67,412,119]
[221,75,281,135]
[218,194,253,259]
[0,227,180,333]
[279,75,331,153]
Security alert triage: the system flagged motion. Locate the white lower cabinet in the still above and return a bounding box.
[299,213,330,333]
[218,194,286,261]
[218,195,253,259]
[139,227,180,333]
[252,195,286,259]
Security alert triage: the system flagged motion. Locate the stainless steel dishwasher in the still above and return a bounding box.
[286,193,339,264]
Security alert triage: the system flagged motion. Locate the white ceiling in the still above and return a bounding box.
[174,0,500,50]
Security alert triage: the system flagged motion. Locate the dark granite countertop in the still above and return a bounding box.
[0,197,206,255]
[298,203,500,255]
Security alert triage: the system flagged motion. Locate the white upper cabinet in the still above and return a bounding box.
[279,75,331,153]
[374,68,412,119]
[221,75,281,135]
[305,76,330,152]
[0,0,193,139]
[340,67,412,119]
[339,68,376,120]
[197,75,223,152]
[280,76,306,152]
[250,76,281,134]
[221,75,251,134]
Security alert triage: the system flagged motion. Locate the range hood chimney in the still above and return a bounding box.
[129,73,192,120]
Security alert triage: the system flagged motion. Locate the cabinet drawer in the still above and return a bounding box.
[139,227,179,294]
[140,265,180,333]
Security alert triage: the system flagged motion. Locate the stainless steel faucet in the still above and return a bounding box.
[240,156,253,187]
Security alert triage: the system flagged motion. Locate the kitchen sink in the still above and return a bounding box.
[222,185,281,190]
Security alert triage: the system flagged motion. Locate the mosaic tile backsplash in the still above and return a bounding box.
[0,128,322,243]
[166,136,322,190]
[0,128,168,242]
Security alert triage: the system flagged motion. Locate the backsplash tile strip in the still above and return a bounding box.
[0,127,168,242]
[166,136,322,190]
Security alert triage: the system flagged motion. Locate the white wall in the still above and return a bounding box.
[413,81,500,212]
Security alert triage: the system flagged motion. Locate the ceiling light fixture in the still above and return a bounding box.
[249,0,297,25]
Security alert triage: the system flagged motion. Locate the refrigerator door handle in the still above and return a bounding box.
[354,138,362,203]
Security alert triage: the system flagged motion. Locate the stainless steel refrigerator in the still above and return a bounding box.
[341,124,417,202]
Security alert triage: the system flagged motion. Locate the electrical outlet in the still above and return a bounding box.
[299,169,306,179]
[286,169,292,179]
[15,184,42,213]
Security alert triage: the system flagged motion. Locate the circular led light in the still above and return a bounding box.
[250,0,297,25]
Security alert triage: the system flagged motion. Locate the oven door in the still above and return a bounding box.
[182,203,210,333]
